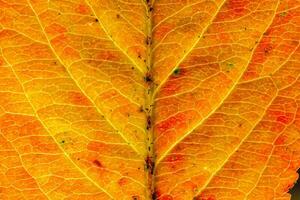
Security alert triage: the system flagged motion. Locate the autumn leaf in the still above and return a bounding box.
[0,0,300,199]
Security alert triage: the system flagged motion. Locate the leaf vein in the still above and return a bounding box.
[27,0,143,157]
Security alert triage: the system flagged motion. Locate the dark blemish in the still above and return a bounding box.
[116,14,120,19]
[139,106,144,112]
[238,123,242,127]
[131,67,134,70]
[144,73,153,83]
[58,12,61,15]
[77,158,80,160]
[138,53,142,59]
[146,116,152,130]
[95,18,99,22]
[264,46,272,54]
[226,63,234,72]
[146,36,152,45]
[60,140,65,144]
[143,59,147,63]
[151,191,157,200]
[148,146,151,151]
[132,196,139,200]
[53,61,57,65]
[173,67,180,76]
[244,27,247,31]
[127,113,130,117]
[149,7,153,12]
[145,156,154,174]
[93,159,102,168]
[263,31,270,36]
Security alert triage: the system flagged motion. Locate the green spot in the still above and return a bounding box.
[279,12,287,17]
[173,67,180,76]
[225,62,235,72]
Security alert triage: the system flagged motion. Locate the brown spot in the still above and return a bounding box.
[152,191,157,200]
[145,156,154,174]
[146,36,152,45]
[147,116,152,130]
[144,73,153,83]
[132,196,139,200]
[138,53,142,59]
[116,14,120,19]
[264,46,273,54]
[139,106,144,112]
[93,159,102,168]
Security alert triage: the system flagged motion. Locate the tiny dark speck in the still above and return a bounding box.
[95,18,99,22]
[116,14,120,19]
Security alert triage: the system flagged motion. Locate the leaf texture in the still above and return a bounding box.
[0,0,300,200]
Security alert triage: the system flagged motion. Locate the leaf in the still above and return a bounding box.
[0,0,299,199]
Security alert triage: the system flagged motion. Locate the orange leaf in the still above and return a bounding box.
[0,0,300,199]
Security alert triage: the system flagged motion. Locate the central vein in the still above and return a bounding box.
[143,0,156,199]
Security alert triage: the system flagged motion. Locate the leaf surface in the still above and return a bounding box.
[0,0,300,199]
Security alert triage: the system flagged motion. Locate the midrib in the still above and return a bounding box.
[143,0,156,199]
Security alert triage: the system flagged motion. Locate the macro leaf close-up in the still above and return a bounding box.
[0,0,300,199]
